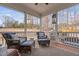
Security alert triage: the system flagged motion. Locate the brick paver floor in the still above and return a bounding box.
[27,40,79,56]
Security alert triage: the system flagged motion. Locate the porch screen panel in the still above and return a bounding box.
[57,4,79,32]
[0,6,25,37]
[26,14,40,39]
[57,10,68,32]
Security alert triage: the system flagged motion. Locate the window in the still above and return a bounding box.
[27,14,40,29]
[42,14,53,32]
[75,4,79,31]
[26,14,41,39]
[0,6,24,28]
[57,4,79,32]
[68,7,75,32]
[58,10,68,32]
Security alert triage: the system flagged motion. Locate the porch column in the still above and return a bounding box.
[52,13,59,42]
[55,13,59,42]
[24,12,27,37]
[40,15,42,31]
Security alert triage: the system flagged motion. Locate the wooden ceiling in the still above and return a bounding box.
[1,3,77,17]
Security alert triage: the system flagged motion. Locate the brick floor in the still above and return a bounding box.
[53,42,79,54]
[23,40,79,56]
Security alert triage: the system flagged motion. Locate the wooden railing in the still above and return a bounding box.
[57,32,79,48]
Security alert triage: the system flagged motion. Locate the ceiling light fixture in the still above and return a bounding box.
[35,3,48,5]
[45,3,48,5]
[35,3,38,5]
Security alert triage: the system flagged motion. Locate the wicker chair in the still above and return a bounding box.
[2,32,35,54]
[37,32,50,46]
[2,33,20,49]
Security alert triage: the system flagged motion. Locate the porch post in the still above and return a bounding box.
[24,12,27,37]
[52,13,59,42]
[55,13,59,42]
[40,15,42,32]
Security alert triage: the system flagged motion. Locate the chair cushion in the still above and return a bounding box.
[20,40,34,46]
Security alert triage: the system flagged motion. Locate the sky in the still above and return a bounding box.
[0,6,24,26]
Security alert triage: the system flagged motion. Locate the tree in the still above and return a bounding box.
[3,15,15,27]
[2,15,24,28]
[18,23,24,28]
[2,15,40,29]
